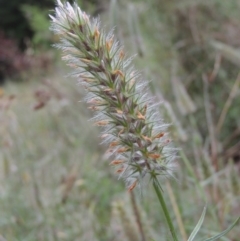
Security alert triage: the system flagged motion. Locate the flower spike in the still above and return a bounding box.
[50,0,176,191]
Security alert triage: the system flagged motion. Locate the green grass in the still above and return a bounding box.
[0,67,126,240]
[0,0,240,240]
[1,65,239,241]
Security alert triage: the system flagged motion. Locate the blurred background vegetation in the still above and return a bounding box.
[0,0,239,240]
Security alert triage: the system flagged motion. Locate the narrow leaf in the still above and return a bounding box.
[187,206,207,241]
[202,217,240,241]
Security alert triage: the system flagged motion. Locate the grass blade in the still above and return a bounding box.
[202,217,240,241]
[187,206,207,241]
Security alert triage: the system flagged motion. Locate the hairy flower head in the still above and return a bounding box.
[50,0,177,190]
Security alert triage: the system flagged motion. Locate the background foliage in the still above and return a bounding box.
[0,0,239,240]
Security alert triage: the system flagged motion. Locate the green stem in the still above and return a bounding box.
[153,180,179,241]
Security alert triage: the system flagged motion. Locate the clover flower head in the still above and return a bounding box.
[50,0,177,191]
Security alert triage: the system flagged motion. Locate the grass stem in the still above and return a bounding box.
[153,179,179,241]
[166,180,187,241]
